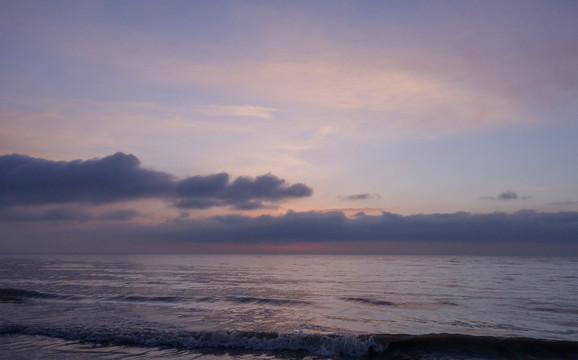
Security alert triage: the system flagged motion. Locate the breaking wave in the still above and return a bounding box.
[1,322,576,359]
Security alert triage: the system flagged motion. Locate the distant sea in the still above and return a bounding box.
[1,254,577,360]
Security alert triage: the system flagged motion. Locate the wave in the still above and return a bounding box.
[0,287,183,304]
[0,287,309,306]
[226,296,311,306]
[1,322,576,359]
[110,295,182,303]
[342,297,396,306]
[530,306,578,315]
[0,288,83,303]
[342,296,460,308]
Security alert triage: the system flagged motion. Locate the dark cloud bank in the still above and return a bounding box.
[10,209,571,255]
[1,153,577,255]
[147,210,578,245]
[0,208,142,223]
[0,152,312,210]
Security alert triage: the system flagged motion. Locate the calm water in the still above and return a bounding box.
[1,254,577,359]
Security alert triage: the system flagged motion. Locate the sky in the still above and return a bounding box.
[1,0,577,255]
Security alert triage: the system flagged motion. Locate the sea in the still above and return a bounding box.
[0,254,577,360]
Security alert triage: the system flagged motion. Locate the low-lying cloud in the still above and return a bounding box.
[0,207,93,223]
[2,208,577,255]
[146,210,578,244]
[0,153,313,210]
[0,207,142,223]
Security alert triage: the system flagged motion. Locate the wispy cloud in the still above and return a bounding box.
[481,191,530,201]
[338,193,381,201]
[194,105,278,119]
[314,208,396,215]
[0,207,93,223]
[98,209,143,221]
[0,207,143,223]
[7,3,539,141]
[4,1,577,143]
[551,200,578,206]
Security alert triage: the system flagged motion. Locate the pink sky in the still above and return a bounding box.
[1,1,577,254]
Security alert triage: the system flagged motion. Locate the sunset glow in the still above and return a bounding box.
[1,1,577,255]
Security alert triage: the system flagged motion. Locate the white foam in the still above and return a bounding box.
[0,323,384,357]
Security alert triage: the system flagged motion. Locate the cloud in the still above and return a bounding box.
[175,173,229,198]
[116,210,578,248]
[317,208,395,215]
[0,153,174,206]
[498,191,518,200]
[0,207,93,223]
[194,105,278,119]
[173,172,313,210]
[551,200,578,206]
[4,1,578,155]
[481,191,530,201]
[0,207,144,223]
[2,209,577,255]
[224,173,312,205]
[0,153,313,210]
[338,193,381,201]
[98,209,143,221]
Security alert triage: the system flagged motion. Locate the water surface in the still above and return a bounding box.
[1,254,576,359]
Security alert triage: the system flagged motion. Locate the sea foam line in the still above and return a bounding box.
[0,323,383,358]
[2,322,577,359]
